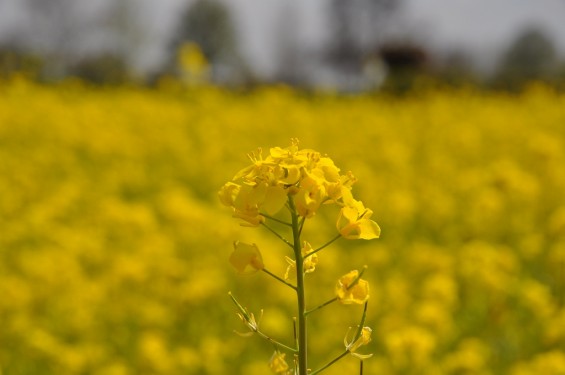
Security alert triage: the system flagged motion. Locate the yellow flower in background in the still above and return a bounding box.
[177,42,209,84]
[385,326,437,369]
[269,351,290,374]
[229,242,264,274]
[511,350,565,375]
[3,79,565,374]
[336,270,370,304]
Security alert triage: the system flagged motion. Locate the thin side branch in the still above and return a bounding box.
[262,268,297,290]
[261,222,294,249]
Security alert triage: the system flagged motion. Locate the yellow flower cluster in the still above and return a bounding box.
[219,140,380,239]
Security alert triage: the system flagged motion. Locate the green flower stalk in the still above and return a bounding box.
[220,139,380,374]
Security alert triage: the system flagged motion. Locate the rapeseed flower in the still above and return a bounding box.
[336,188,380,240]
[344,326,373,359]
[229,241,264,274]
[269,351,291,374]
[336,270,370,304]
[219,139,381,226]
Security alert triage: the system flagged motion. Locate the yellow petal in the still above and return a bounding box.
[262,185,287,215]
[336,270,370,304]
[229,241,264,274]
[356,219,381,240]
[269,351,290,373]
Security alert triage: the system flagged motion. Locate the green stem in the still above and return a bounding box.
[229,292,297,353]
[255,329,299,354]
[261,222,294,249]
[310,351,348,375]
[306,233,342,259]
[305,265,367,316]
[261,268,297,291]
[310,302,369,375]
[288,196,308,375]
[298,216,306,237]
[350,302,369,344]
[305,297,337,316]
[261,213,292,226]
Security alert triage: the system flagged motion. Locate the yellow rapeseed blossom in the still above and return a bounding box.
[229,241,264,274]
[336,270,370,304]
[218,139,380,227]
[511,350,565,375]
[177,42,209,84]
[269,351,291,374]
[385,326,436,369]
[2,79,564,374]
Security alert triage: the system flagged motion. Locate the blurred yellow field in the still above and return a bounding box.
[1,78,565,374]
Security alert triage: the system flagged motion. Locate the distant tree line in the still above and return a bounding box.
[1,0,564,92]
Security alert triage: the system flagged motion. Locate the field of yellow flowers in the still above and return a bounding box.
[1,77,565,375]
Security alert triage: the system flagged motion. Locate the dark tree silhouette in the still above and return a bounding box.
[326,0,401,71]
[493,26,559,90]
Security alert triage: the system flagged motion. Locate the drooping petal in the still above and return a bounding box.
[218,182,240,207]
[356,219,381,240]
[232,183,267,226]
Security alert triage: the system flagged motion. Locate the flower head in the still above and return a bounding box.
[229,241,264,274]
[219,139,382,226]
[336,270,370,304]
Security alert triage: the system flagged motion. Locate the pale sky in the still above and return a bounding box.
[402,0,565,69]
[228,0,565,75]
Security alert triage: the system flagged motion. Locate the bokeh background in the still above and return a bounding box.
[1,1,565,374]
